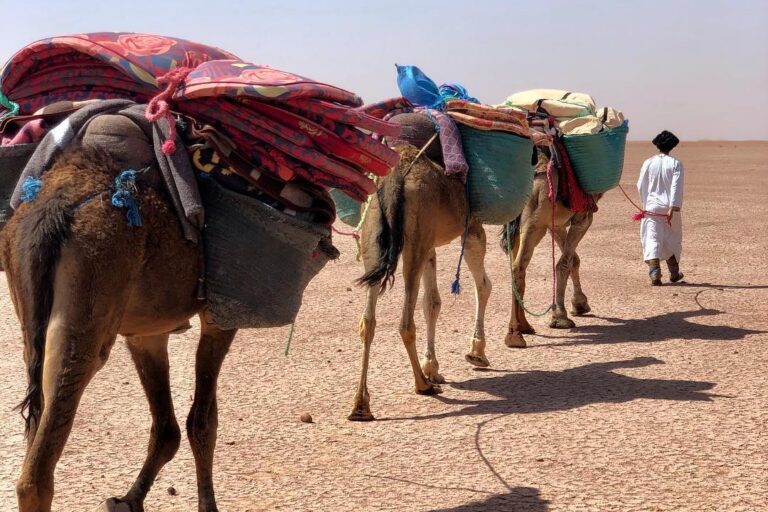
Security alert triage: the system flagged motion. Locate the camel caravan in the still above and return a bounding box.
[0,33,626,511]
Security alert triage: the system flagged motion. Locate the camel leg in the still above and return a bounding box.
[506,223,547,348]
[400,245,441,395]
[186,318,236,512]
[550,226,576,329]
[568,213,593,316]
[17,250,124,512]
[349,284,379,421]
[102,334,180,512]
[420,249,445,384]
[463,220,492,367]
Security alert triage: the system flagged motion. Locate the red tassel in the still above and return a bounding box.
[161,138,176,155]
[632,211,645,221]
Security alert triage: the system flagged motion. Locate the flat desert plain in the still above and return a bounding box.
[1,141,766,511]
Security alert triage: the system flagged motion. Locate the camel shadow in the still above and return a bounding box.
[383,357,717,421]
[537,306,764,347]
[428,487,549,511]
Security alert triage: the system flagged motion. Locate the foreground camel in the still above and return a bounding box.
[502,147,602,348]
[349,144,492,421]
[1,147,238,512]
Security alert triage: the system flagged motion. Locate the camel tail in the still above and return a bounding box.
[500,214,521,255]
[15,190,73,436]
[356,169,406,294]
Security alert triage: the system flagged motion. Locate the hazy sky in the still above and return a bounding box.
[2,0,766,140]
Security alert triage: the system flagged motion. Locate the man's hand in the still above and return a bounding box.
[666,207,679,226]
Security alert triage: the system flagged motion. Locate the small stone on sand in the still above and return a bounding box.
[167,486,177,496]
[300,413,313,423]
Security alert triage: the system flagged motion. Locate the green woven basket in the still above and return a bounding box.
[329,188,362,227]
[459,125,535,225]
[562,124,628,194]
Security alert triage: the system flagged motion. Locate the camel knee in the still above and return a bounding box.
[17,476,51,512]
[556,256,572,274]
[152,421,181,463]
[358,315,376,341]
[399,321,416,342]
[570,253,581,270]
[424,292,441,315]
[482,279,492,301]
[186,409,216,451]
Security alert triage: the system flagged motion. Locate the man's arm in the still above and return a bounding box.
[667,160,684,222]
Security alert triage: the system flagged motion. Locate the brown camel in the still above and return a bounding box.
[502,147,602,349]
[1,147,237,512]
[349,144,492,421]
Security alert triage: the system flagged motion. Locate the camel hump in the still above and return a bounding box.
[386,113,444,166]
[81,114,154,171]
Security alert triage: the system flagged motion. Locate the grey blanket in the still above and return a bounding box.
[11,99,202,242]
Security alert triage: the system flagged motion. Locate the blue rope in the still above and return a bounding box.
[20,177,43,202]
[451,184,471,295]
[111,170,142,227]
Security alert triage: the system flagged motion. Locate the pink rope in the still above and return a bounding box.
[331,225,359,238]
[617,184,671,225]
[145,67,193,155]
[545,161,557,307]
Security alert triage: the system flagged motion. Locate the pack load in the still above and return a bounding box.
[501,89,628,194]
[341,65,536,226]
[0,32,402,328]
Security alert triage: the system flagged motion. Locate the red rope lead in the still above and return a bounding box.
[331,225,360,238]
[145,67,193,155]
[617,184,671,226]
[546,161,557,307]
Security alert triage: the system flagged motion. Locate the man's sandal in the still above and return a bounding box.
[670,272,685,283]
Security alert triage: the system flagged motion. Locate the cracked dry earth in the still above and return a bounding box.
[1,141,767,511]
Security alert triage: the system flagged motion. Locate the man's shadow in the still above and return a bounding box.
[428,487,549,512]
[537,285,766,346]
[383,357,717,421]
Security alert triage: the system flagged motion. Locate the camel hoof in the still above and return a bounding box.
[427,373,446,384]
[416,383,443,396]
[348,407,375,422]
[421,359,445,384]
[465,353,490,368]
[549,317,576,329]
[97,498,134,512]
[505,332,527,348]
[571,304,591,316]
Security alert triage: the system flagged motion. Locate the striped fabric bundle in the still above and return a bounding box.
[0,32,400,201]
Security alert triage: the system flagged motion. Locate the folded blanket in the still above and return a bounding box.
[445,100,530,138]
[1,32,401,205]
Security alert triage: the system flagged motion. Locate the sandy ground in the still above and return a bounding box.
[0,141,766,511]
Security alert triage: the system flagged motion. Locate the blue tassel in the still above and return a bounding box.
[451,277,461,295]
[20,177,43,202]
[111,170,142,227]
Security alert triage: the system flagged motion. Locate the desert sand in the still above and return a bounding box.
[0,141,766,511]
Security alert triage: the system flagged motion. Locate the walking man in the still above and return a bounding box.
[637,130,684,285]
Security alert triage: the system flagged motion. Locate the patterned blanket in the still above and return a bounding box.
[0,32,400,204]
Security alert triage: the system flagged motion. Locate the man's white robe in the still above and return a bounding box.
[637,154,684,261]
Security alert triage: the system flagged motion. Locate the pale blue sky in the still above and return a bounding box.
[2,0,766,140]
